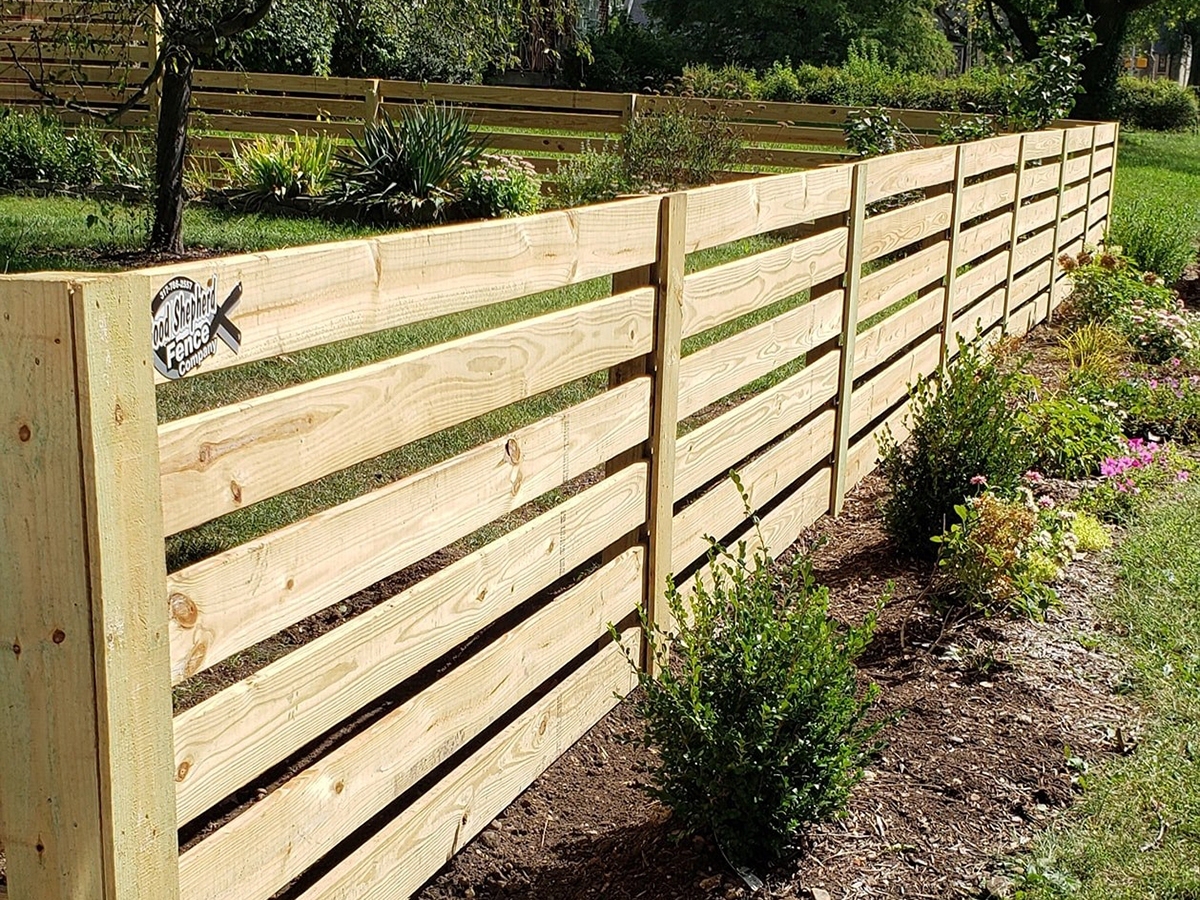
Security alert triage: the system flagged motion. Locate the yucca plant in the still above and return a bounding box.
[330,103,484,222]
[226,133,335,209]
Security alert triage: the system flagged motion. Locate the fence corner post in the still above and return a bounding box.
[364,79,382,125]
[829,162,867,517]
[642,191,686,677]
[0,276,179,900]
[939,144,967,368]
[1002,134,1030,331]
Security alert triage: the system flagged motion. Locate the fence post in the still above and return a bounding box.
[1046,133,1071,321]
[642,192,686,676]
[829,162,867,517]
[622,93,638,136]
[1081,125,1099,245]
[364,79,382,125]
[0,277,179,900]
[1104,123,1121,239]
[939,145,967,368]
[1002,134,1029,331]
[145,3,164,123]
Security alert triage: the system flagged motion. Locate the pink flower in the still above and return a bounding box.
[1178,470,1191,482]
[970,475,988,486]
[1025,470,1045,484]
[1038,495,1056,508]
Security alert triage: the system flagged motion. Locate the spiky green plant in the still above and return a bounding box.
[226,132,335,208]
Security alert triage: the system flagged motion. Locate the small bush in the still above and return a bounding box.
[1057,322,1131,380]
[330,104,483,222]
[621,502,881,867]
[1079,437,1192,521]
[938,113,996,145]
[457,155,541,219]
[554,145,628,207]
[1074,368,1200,444]
[933,488,1075,619]
[1109,197,1196,285]
[1072,511,1110,552]
[0,111,103,189]
[622,104,743,190]
[229,0,337,75]
[1059,249,1176,324]
[1113,76,1200,131]
[879,337,1033,559]
[678,63,759,100]
[226,133,335,207]
[843,107,919,157]
[758,60,802,102]
[1020,394,1123,479]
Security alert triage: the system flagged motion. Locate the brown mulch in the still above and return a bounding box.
[412,471,1136,900]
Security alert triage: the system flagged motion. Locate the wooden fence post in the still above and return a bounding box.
[940,145,967,368]
[0,276,179,900]
[1105,123,1121,239]
[1002,134,1029,331]
[1046,133,1071,320]
[145,3,164,122]
[364,79,382,126]
[829,162,867,517]
[622,93,638,134]
[1082,125,1099,245]
[642,192,686,676]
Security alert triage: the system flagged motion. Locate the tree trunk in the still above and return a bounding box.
[149,55,191,255]
[1073,4,1129,119]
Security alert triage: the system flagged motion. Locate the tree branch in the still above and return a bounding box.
[987,0,1042,57]
[8,45,165,125]
[213,0,275,38]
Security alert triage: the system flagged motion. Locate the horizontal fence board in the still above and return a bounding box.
[681,227,848,337]
[177,547,643,900]
[173,462,648,828]
[158,288,654,534]
[191,90,366,120]
[1090,169,1112,198]
[191,70,375,96]
[951,283,1006,342]
[678,288,842,418]
[1015,193,1059,236]
[1094,122,1117,144]
[852,289,944,379]
[843,398,911,492]
[1093,146,1115,172]
[1064,126,1095,152]
[683,165,853,252]
[1022,129,1065,159]
[848,332,941,438]
[141,195,662,381]
[1063,153,1091,184]
[378,80,631,113]
[381,103,621,134]
[671,408,836,572]
[952,250,1009,316]
[1020,162,1062,199]
[167,380,651,682]
[957,213,1010,266]
[196,114,362,137]
[674,350,840,500]
[292,629,638,900]
[1014,227,1056,274]
[1059,207,1085,247]
[740,147,853,168]
[1060,182,1089,217]
[960,172,1016,220]
[861,194,952,262]
[960,134,1020,177]
[863,145,957,204]
[857,240,948,322]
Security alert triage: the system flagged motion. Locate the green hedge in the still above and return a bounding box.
[1112,77,1199,131]
[233,0,337,76]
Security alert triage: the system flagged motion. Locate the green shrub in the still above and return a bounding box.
[623,104,743,190]
[678,63,759,100]
[1113,76,1200,131]
[1020,394,1123,479]
[758,60,802,102]
[1060,249,1176,323]
[1056,322,1131,380]
[554,145,628,207]
[226,133,335,206]
[938,113,996,145]
[933,489,1075,618]
[457,155,541,219]
[843,107,919,157]
[0,111,103,189]
[330,104,483,222]
[879,337,1033,559]
[1109,196,1196,285]
[580,13,682,93]
[620,504,881,867]
[229,0,336,75]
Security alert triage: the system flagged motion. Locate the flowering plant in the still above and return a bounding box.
[1118,301,1197,365]
[1082,437,1192,521]
[457,155,542,219]
[933,483,1076,619]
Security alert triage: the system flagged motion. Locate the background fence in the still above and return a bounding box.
[0,120,1117,900]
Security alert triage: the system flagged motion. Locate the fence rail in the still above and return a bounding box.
[0,120,1118,900]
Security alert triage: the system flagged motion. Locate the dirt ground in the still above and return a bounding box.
[410,474,1136,900]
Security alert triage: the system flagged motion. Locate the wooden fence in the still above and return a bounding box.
[0,121,1117,900]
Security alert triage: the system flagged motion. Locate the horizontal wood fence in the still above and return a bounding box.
[0,121,1117,900]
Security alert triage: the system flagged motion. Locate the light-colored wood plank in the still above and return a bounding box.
[643,192,686,671]
[293,629,639,900]
[173,461,648,829]
[190,90,364,119]
[861,193,952,263]
[191,70,375,96]
[674,350,841,500]
[830,162,866,515]
[857,241,948,322]
[158,288,654,534]
[1065,126,1095,152]
[140,196,663,381]
[678,288,842,418]
[848,332,942,438]
[178,548,643,900]
[863,145,957,204]
[0,279,107,900]
[956,213,1011,266]
[960,172,1017,220]
[198,114,362,138]
[377,79,631,112]
[672,408,836,571]
[1092,145,1115,173]
[1015,228,1056,273]
[681,227,847,338]
[381,103,620,134]
[740,147,852,169]
[953,250,1010,316]
[1016,193,1059,236]
[1094,122,1118,145]
[1060,182,1089,217]
[70,278,180,900]
[167,380,650,682]
[1062,153,1091,185]
[960,133,1020,177]
[1002,134,1029,328]
[1022,129,1066,159]
[683,166,853,253]
[853,289,944,379]
[1020,161,1062,199]
[843,398,911,492]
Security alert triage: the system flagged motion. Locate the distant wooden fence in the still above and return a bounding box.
[0,121,1117,900]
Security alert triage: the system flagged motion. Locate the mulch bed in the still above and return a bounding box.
[411,340,1139,900]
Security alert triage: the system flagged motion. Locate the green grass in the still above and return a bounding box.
[0,194,379,274]
[1015,482,1200,900]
